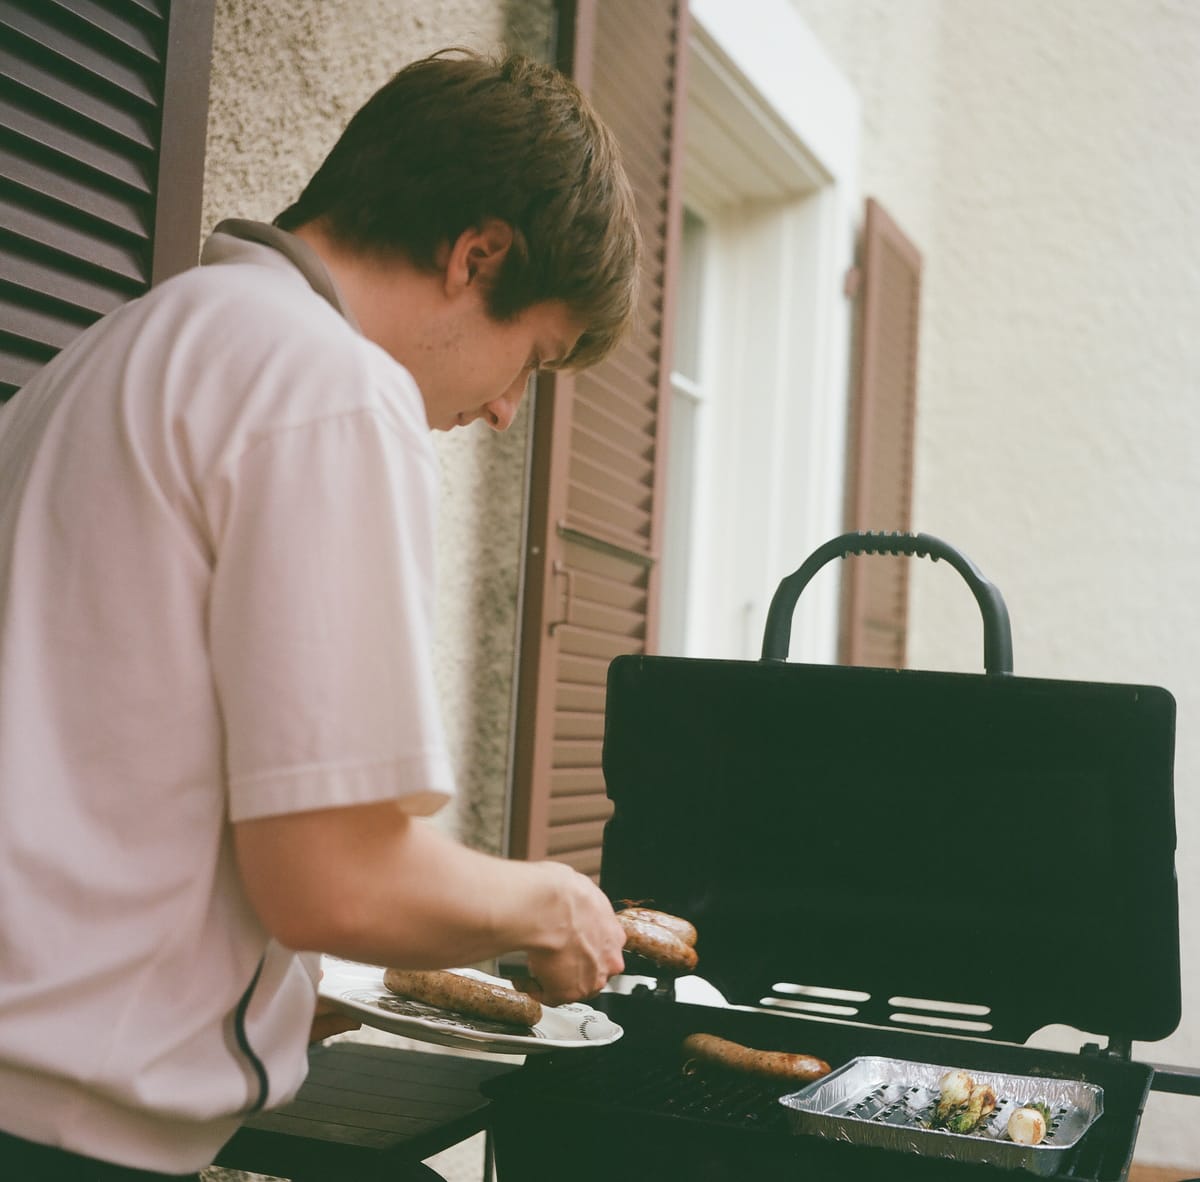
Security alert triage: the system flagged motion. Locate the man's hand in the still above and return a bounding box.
[521,861,627,1005]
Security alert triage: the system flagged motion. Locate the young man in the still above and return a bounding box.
[0,50,639,1180]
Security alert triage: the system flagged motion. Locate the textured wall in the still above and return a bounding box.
[790,0,1200,1167]
[201,0,555,860]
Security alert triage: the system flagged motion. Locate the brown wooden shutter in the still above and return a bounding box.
[839,197,923,668]
[0,0,214,402]
[508,0,686,874]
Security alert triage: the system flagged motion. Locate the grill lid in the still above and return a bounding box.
[600,534,1179,1045]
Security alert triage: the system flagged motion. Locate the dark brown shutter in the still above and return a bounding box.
[508,0,686,874]
[839,197,923,668]
[0,0,214,402]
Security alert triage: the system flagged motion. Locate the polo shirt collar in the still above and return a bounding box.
[202,219,361,332]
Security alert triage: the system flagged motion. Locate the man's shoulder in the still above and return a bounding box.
[147,260,426,441]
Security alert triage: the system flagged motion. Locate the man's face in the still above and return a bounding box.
[419,294,583,433]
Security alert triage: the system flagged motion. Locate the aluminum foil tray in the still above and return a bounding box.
[779,1056,1104,1176]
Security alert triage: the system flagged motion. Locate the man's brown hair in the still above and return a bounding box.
[277,50,640,369]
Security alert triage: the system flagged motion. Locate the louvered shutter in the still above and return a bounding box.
[839,197,923,668]
[508,0,686,874]
[0,0,214,402]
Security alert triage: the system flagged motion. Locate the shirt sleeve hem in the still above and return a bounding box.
[228,755,456,823]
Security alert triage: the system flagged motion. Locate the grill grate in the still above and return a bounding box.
[523,1044,793,1132]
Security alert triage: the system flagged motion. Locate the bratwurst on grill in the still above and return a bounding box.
[682,1033,831,1082]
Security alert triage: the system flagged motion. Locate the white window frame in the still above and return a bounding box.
[662,0,860,662]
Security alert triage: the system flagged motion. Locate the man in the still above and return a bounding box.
[0,50,638,1180]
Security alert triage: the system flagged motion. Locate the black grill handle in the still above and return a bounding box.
[760,530,1014,675]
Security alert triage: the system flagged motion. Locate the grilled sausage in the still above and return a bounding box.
[682,1033,831,1082]
[616,907,698,947]
[383,968,542,1027]
[617,913,699,973]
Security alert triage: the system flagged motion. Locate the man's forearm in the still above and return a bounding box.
[234,800,584,969]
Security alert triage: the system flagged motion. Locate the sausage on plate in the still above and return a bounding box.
[383,968,542,1027]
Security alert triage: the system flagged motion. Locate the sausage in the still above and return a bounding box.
[616,907,698,947]
[383,968,542,1027]
[616,913,699,973]
[682,1033,831,1082]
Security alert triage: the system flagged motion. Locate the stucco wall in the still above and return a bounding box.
[201,0,555,860]
[790,0,1200,1167]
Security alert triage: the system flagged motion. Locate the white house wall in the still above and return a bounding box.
[790,0,1200,1168]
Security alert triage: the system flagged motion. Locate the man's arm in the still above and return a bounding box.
[233,800,626,1005]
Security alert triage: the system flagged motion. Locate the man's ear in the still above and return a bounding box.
[444,218,514,296]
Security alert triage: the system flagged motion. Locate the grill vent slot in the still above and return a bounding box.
[758,984,995,1035]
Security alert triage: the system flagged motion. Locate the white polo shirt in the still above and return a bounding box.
[0,221,455,1171]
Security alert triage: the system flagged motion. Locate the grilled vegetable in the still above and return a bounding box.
[946,1084,998,1134]
[934,1069,975,1122]
[1007,1101,1052,1145]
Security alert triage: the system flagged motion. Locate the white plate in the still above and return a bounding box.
[318,957,624,1055]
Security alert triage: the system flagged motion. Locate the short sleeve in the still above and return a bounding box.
[208,407,455,822]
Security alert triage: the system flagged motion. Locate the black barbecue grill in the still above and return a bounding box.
[484,532,1192,1180]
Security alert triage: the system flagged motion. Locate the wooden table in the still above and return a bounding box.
[213,1041,520,1181]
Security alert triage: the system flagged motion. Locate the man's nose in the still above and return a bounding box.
[483,374,531,431]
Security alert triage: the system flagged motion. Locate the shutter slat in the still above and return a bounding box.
[567,478,651,541]
[0,10,159,105]
[0,336,49,398]
[2,48,157,148]
[557,621,644,662]
[550,768,606,796]
[1,248,130,317]
[1,144,148,235]
[554,683,607,714]
[571,399,655,471]
[558,652,610,687]
[554,709,605,741]
[0,195,147,283]
[39,0,162,66]
[575,353,660,412]
[550,738,603,769]
[562,511,651,558]
[126,0,168,20]
[571,421,653,489]
[546,819,608,857]
[0,288,91,351]
[568,564,649,613]
[548,793,612,826]
[554,582,647,642]
[1,103,153,192]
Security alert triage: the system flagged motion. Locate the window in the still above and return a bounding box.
[660,0,860,662]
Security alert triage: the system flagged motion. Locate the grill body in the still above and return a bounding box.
[486,536,1180,1180]
[484,991,1154,1181]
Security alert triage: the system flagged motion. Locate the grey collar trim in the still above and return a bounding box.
[208,218,361,332]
